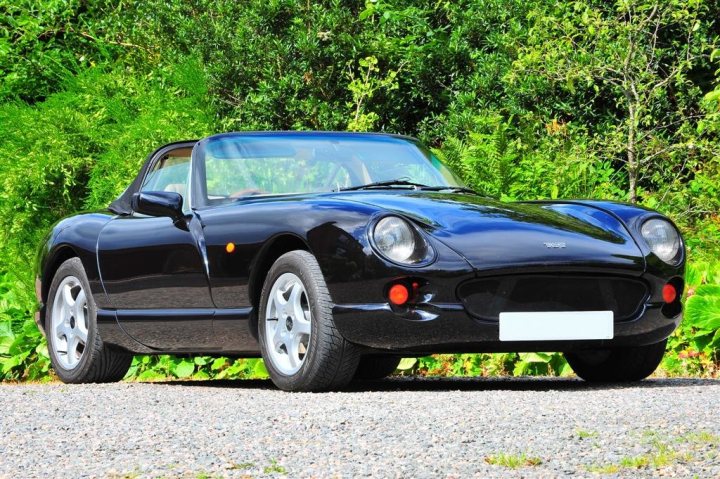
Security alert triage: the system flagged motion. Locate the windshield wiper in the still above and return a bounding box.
[417,186,480,195]
[338,179,430,191]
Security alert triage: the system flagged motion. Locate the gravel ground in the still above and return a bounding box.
[1,377,719,478]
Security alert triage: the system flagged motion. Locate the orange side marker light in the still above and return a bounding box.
[226,242,236,254]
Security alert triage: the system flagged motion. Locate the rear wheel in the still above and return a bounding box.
[46,258,132,383]
[354,355,401,380]
[258,251,360,391]
[564,339,667,382]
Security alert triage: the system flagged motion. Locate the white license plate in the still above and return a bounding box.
[499,311,614,341]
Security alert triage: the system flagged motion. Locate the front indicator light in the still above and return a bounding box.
[662,283,677,303]
[388,283,410,306]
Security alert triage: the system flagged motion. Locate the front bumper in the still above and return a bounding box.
[332,302,681,354]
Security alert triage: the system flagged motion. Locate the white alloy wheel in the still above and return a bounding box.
[50,275,89,370]
[46,257,132,383]
[264,272,312,375]
[258,250,360,391]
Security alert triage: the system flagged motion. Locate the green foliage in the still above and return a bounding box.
[434,114,624,201]
[0,60,216,381]
[1,0,719,382]
[663,261,720,376]
[398,352,570,378]
[123,356,269,382]
[485,453,542,468]
[263,459,287,475]
[686,286,720,332]
[0,59,215,272]
[0,274,50,380]
[587,429,715,473]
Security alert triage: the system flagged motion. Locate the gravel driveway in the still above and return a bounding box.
[1,377,719,478]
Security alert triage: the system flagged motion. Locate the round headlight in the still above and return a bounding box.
[373,216,428,264]
[640,218,681,264]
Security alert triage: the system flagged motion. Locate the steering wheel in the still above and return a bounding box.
[322,163,359,190]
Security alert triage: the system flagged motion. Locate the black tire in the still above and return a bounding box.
[258,250,360,392]
[354,355,401,380]
[564,339,667,382]
[46,258,132,383]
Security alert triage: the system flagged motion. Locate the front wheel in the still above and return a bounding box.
[564,339,667,382]
[46,258,132,383]
[258,250,360,392]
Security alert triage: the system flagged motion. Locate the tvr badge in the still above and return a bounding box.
[543,241,567,249]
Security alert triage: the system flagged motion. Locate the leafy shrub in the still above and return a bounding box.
[398,353,572,378]
[125,356,268,382]
[0,60,216,380]
[664,261,720,377]
[0,273,49,381]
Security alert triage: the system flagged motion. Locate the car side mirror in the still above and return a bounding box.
[131,191,185,223]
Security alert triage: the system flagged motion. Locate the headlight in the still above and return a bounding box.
[372,216,430,265]
[640,218,681,264]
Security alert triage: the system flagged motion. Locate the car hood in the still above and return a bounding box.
[330,191,646,276]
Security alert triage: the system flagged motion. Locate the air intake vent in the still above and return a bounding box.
[458,275,648,322]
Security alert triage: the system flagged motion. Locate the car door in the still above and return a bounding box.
[97,143,217,351]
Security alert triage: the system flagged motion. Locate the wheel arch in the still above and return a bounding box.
[247,234,312,336]
[37,245,80,332]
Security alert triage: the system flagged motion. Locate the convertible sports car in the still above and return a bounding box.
[35,132,684,391]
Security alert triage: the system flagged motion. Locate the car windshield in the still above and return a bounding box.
[197,134,465,206]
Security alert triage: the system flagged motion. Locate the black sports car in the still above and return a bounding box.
[35,132,685,391]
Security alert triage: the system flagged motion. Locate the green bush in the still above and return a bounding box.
[0,61,216,380]
[664,261,720,377]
